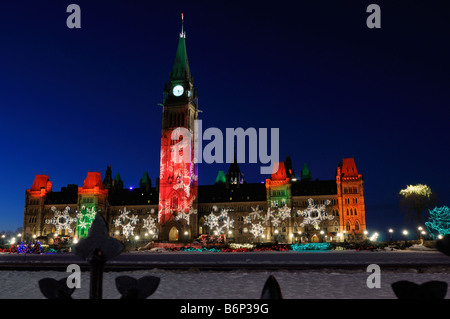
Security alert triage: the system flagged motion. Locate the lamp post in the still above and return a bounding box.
[402,230,408,242]
[418,226,423,243]
[388,228,394,242]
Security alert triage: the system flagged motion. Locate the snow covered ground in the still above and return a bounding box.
[1,249,450,299]
[1,268,450,299]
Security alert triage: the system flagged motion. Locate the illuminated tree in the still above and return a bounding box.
[399,184,436,235]
[425,206,450,238]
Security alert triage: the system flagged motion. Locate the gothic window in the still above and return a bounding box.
[350,208,353,215]
[333,221,339,232]
[346,209,349,216]
[346,222,351,231]
[281,223,287,233]
[171,195,178,209]
[355,220,360,231]
[354,208,357,216]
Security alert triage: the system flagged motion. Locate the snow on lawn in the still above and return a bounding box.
[1,268,450,299]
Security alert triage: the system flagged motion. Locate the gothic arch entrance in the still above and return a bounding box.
[169,226,179,241]
[311,234,319,243]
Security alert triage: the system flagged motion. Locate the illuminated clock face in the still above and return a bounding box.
[173,85,184,97]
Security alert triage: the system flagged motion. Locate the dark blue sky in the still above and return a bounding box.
[0,1,449,240]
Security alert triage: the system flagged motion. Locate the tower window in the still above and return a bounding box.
[171,196,178,209]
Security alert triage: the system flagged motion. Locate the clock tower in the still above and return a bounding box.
[158,15,199,241]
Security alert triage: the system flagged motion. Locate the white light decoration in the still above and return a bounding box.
[249,222,265,238]
[113,207,139,239]
[45,206,77,234]
[242,206,292,239]
[399,184,432,198]
[174,197,197,225]
[204,208,234,235]
[142,216,158,235]
[277,205,292,220]
[248,206,263,220]
[297,198,334,230]
[122,223,135,239]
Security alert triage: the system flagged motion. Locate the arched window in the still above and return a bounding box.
[350,208,353,215]
[171,195,178,209]
[354,208,357,216]
[355,220,360,231]
[346,209,349,216]
[346,222,351,231]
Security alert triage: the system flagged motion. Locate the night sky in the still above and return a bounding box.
[1,1,449,240]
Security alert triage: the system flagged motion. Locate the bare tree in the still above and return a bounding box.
[399,184,437,238]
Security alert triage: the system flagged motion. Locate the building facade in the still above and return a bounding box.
[22,24,366,245]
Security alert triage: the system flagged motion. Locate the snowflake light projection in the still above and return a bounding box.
[249,222,265,238]
[242,205,291,238]
[142,216,158,235]
[113,207,139,239]
[45,206,77,234]
[76,205,98,238]
[204,207,234,235]
[175,199,198,225]
[297,198,334,230]
[425,206,450,236]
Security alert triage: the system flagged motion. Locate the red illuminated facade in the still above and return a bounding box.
[336,158,366,240]
[157,26,199,241]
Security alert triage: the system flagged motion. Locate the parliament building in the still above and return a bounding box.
[22,23,367,245]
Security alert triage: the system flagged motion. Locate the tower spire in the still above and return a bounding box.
[171,13,190,81]
[180,12,185,38]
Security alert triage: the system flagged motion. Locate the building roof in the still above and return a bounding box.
[170,32,191,81]
[27,174,52,197]
[198,183,267,203]
[45,184,78,205]
[108,187,158,206]
[81,172,105,190]
[340,157,360,178]
[79,172,108,195]
[215,170,226,184]
[29,174,51,192]
[270,162,287,181]
[300,163,312,181]
[291,180,337,196]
